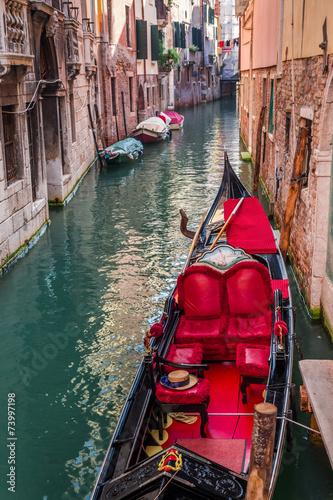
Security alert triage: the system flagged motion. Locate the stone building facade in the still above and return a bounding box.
[238,0,333,339]
[0,0,236,274]
[0,0,100,272]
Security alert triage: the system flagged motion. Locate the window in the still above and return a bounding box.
[125,5,131,47]
[268,79,274,133]
[69,91,76,143]
[152,86,155,106]
[136,20,147,59]
[177,66,181,83]
[301,119,312,188]
[192,27,202,51]
[3,106,18,185]
[207,70,211,88]
[129,77,133,112]
[263,77,267,107]
[285,112,291,153]
[146,87,150,107]
[187,66,190,83]
[111,77,117,116]
[151,25,159,61]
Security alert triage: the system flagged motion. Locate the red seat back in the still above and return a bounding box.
[224,261,273,316]
[177,265,226,318]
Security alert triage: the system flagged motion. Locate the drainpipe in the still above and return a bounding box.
[291,0,296,155]
[248,10,253,153]
[141,0,146,83]
[277,0,284,74]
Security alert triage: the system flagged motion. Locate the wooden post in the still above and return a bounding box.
[253,106,266,191]
[279,126,308,261]
[245,403,277,500]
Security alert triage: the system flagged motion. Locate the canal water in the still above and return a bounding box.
[0,98,332,500]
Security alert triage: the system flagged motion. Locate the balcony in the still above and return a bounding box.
[0,0,34,80]
[156,0,168,28]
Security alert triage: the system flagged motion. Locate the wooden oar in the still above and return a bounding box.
[182,210,208,274]
[210,197,244,250]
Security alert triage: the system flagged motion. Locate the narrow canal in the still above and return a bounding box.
[0,98,332,500]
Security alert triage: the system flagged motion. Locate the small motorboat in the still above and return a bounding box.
[101,138,143,165]
[163,110,184,130]
[129,115,171,143]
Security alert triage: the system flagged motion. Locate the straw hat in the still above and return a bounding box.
[160,370,198,391]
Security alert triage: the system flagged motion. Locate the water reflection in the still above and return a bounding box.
[0,98,331,499]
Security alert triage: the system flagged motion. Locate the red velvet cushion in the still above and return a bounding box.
[156,378,210,404]
[177,265,227,317]
[236,344,270,377]
[271,279,289,299]
[164,343,204,374]
[225,314,271,345]
[224,261,273,316]
[175,316,228,345]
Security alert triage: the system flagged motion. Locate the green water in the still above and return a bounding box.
[0,98,332,500]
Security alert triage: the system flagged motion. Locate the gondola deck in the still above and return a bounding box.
[92,153,293,500]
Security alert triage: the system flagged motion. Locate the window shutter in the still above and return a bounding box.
[197,29,202,51]
[136,20,147,59]
[192,26,197,47]
[151,25,159,61]
[180,23,186,48]
[204,4,207,22]
[173,21,180,48]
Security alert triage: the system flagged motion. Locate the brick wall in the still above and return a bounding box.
[240,55,332,311]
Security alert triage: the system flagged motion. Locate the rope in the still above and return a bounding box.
[153,469,180,500]
[277,416,321,435]
[2,79,62,115]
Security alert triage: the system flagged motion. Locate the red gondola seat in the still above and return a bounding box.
[175,265,228,360]
[223,261,273,346]
[164,343,204,374]
[236,343,270,404]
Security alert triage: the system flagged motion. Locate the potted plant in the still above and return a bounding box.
[189,45,198,53]
[158,48,180,72]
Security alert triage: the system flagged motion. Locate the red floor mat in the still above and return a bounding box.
[161,360,266,472]
[177,438,246,473]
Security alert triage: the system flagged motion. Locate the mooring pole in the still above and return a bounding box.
[87,103,103,168]
[245,403,277,500]
[121,91,127,137]
[253,105,266,191]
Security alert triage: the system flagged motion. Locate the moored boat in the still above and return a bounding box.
[92,152,294,500]
[163,110,184,130]
[101,138,143,165]
[129,115,170,143]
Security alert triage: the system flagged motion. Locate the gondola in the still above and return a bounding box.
[92,152,294,500]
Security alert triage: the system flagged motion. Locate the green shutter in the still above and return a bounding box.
[197,29,202,51]
[151,25,159,61]
[268,80,274,133]
[136,20,147,59]
[192,26,197,47]
[173,21,180,48]
[204,4,207,22]
[180,23,186,48]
